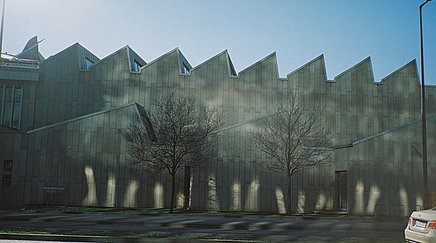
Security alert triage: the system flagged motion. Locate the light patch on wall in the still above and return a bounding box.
[245,179,259,211]
[84,128,92,149]
[416,196,423,210]
[315,193,326,210]
[205,96,224,109]
[243,123,259,133]
[208,175,219,210]
[102,95,112,108]
[297,191,306,214]
[275,187,286,214]
[82,165,98,206]
[354,181,364,214]
[189,175,193,208]
[176,192,184,208]
[105,173,116,207]
[154,182,164,208]
[400,187,409,216]
[102,94,129,109]
[326,195,333,210]
[231,180,241,211]
[366,185,380,215]
[123,180,138,207]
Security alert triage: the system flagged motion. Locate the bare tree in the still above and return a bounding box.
[250,96,331,214]
[125,94,223,212]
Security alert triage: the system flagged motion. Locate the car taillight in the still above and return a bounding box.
[428,221,436,229]
[408,217,413,225]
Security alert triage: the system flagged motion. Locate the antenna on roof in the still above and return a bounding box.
[0,0,6,58]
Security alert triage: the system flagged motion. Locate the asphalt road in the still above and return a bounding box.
[0,210,408,242]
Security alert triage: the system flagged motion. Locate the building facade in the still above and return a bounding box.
[0,37,435,216]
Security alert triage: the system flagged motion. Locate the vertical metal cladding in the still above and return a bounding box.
[1,40,434,216]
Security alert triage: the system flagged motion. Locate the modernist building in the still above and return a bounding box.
[0,37,435,216]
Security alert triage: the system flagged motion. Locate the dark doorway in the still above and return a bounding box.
[335,170,348,211]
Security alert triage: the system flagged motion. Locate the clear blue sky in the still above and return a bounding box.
[2,0,436,84]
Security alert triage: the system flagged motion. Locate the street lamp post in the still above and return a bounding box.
[419,0,431,210]
[0,0,6,57]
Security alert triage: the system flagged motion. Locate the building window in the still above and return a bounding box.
[84,57,94,70]
[2,175,11,185]
[3,160,12,171]
[182,63,190,74]
[132,60,142,72]
[13,87,22,129]
[228,56,237,76]
[3,86,13,126]
[0,85,22,129]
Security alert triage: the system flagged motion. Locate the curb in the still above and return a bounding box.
[0,233,115,242]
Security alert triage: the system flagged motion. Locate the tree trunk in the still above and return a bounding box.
[287,175,292,215]
[170,173,176,213]
[183,166,191,209]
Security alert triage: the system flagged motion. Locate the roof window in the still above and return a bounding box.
[84,57,94,70]
[228,56,237,76]
[132,60,143,72]
[182,62,190,74]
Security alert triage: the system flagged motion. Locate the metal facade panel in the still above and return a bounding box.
[2,41,436,215]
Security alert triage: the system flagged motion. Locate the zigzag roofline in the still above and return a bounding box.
[190,50,238,77]
[42,42,79,63]
[39,41,424,87]
[238,52,277,75]
[286,54,327,80]
[379,59,424,87]
[190,50,228,72]
[333,57,374,82]
[89,45,128,68]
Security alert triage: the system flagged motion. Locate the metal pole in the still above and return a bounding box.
[0,0,6,58]
[419,0,431,210]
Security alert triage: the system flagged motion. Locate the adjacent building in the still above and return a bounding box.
[0,37,435,216]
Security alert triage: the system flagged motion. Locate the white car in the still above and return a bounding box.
[405,206,436,243]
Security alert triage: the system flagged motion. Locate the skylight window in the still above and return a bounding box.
[228,56,237,76]
[182,62,190,74]
[84,57,94,70]
[132,60,143,72]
